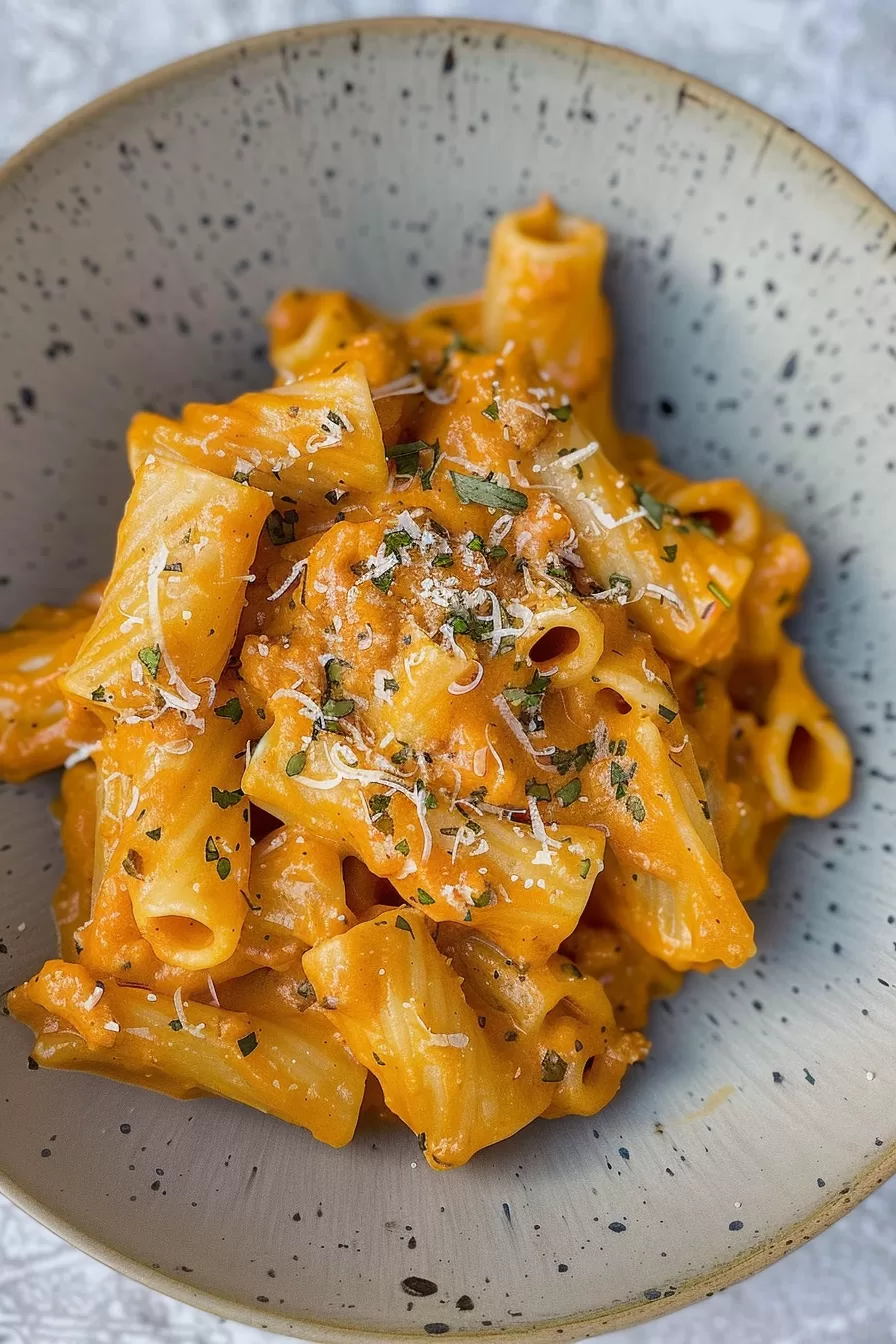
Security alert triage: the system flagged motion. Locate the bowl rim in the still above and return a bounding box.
[0,14,893,1342]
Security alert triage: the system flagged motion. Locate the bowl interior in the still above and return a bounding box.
[0,19,894,1342]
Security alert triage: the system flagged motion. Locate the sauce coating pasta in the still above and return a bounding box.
[5,199,851,1167]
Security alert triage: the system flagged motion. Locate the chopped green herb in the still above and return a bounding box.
[169,1019,183,1032]
[525,779,552,801]
[266,508,297,546]
[163,561,183,573]
[216,856,232,880]
[373,813,394,836]
[489,544,509,561]
[579,858,592,880]
[625,795,647,823]
[385,440,423,477]
[467,534,485,552]
[707,580,732,609]
[384,528,413,555]
[237,1031,258,1057]
[432,552,454,568]
[370,567,395,592]
[205,837,220,862]
[610,760,629,788]
[368,794,392,816]
[608,573,632,597]
[420,438,441,491]
[391,742,412,766]
[633,484,666,530]
[503,671,551,710]
[285,751,306,777]
[322,697,355,721]
[700,799,711,820]
[561,963,583,979]
[233,469,251,484]
[450,471,528,515]
[137,645,161,679]
[548,404,573,421]
[416,888,435,905]
[214,696,243,724]
[394,838,410,856]
[471,889,494,908]
[481,399,500,422]
[91,685,107,702]
[211,786,244,809]
[661,544,678,563]
[552,741,596,775]
[395,914,414,937]
[658,705,678,723]
[145,827,162,841]
[555,778,582,807]
[541,1049,568,1083]
[545,562,571,582]
[325,658,344,686]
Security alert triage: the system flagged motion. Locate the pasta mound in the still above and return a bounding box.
[4,198,851,1168]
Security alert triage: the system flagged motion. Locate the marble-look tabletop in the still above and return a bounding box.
[1,2,894,1342]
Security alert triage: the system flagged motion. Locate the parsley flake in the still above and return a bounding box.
[625,795,647,823]
[285,751,307,777]
[555,778,582,807]
[211,786,244,809]
[633,484,667,529]
[137,645,161,679]
[450,471,528,514]
[214,697,243,724]
[237,1031,258,1057]
[707,580,732,609]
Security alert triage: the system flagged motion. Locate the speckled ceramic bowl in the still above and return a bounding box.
[0,17,893,1342]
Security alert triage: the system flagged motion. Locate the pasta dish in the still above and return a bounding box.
[4,199,851,1168]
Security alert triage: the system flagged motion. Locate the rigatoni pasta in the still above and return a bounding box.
[4,197,851,1167]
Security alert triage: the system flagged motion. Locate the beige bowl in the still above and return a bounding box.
[0,18,893,1341]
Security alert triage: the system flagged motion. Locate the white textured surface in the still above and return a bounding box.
[1,2,894,1342]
